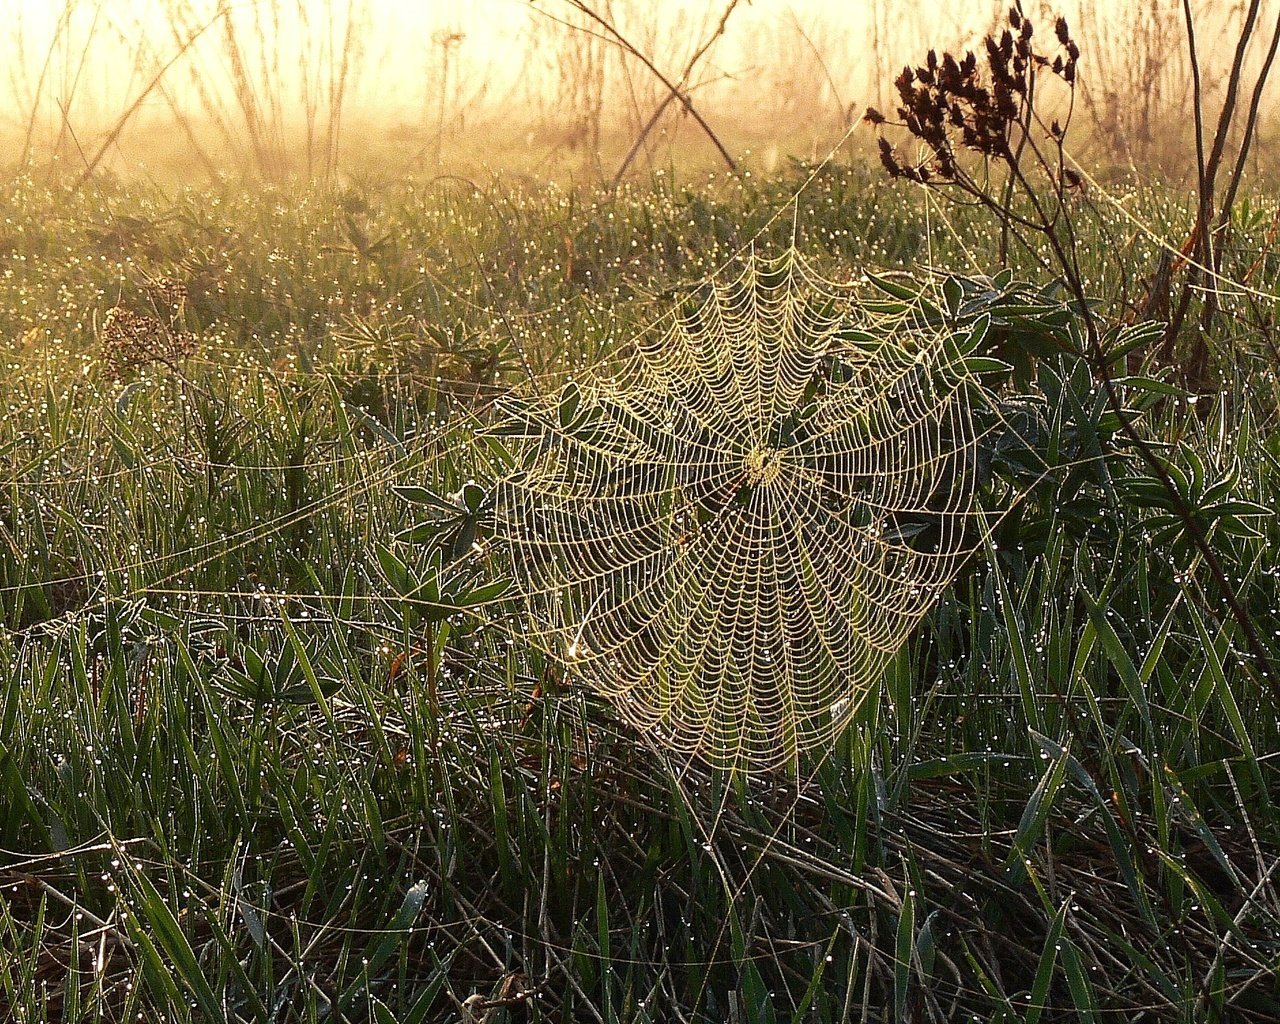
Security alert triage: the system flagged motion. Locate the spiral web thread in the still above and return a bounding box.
[492,248,1013,770]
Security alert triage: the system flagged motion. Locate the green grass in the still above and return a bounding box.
[0,163,1278,1022]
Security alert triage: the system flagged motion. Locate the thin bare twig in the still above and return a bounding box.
[611,0,741,186]
[72,12,222,191]
[535,0,738,175]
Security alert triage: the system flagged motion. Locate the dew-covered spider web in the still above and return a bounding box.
[491,247,1013,770]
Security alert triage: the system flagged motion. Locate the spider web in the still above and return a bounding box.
[491,247,1011,770]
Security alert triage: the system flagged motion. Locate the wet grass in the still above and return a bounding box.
[1,164,1279,1022]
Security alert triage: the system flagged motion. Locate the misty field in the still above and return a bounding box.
[0,158,1275,1021]
[3,2,1280,1023]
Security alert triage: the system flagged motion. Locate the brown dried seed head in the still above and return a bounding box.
[877,137,902,177]
[152,276,189,310]
[101,303,196,375]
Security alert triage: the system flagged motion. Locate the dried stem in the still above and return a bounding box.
[535,0,738,174]
[611,0,742,186]
[73,12,220,190]
[866,6,1278,694]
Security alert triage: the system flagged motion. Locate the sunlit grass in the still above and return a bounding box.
[0,166,1278,1021]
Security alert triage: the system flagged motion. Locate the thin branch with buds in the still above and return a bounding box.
[864,4,1278,694]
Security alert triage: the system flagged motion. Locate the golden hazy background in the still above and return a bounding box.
[0,0,1268,180]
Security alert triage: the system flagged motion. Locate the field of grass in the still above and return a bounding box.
[1,161,1278,1022]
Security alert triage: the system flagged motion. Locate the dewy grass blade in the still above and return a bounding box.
[597,869,613,1023]
[1082,584,1153,737]
[0,740,51,850]
[1025,897,1070,1024]
[1187,599,1270,806]
[893,884,915,1024]
[1058,938,1100,1024]
[277,608,337,730]
[1032,729,1157,927]
[337,879,430,1017]
[120,859,226,1023]
[1006,733,1072,888]
[988,538,1045,734]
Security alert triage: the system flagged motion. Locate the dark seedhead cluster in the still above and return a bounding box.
[866,7,1081,194]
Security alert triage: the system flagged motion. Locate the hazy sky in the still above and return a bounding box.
[0,0,977,122]
[0,0,1243,175]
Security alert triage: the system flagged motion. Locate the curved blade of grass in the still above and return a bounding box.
[1006,733,1071,887]
[337,879,430,1016]
[1025,898,1070,1024]
[894,885,914,1023]
[120,862,224,1023]
[1058,938,1098,1024]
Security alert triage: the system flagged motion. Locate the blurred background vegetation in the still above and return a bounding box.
[0,0,1273,182]
[1,2,1279,1022]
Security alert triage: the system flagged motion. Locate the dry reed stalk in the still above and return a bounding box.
[217,0,276,177]
[611,0,742,186]
[534,0,738,173]
[17,0,78,168]
[73,12,221,190]
[1162,0,1280,380]
[49,0,105,166]
[1075,1,1190,169]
